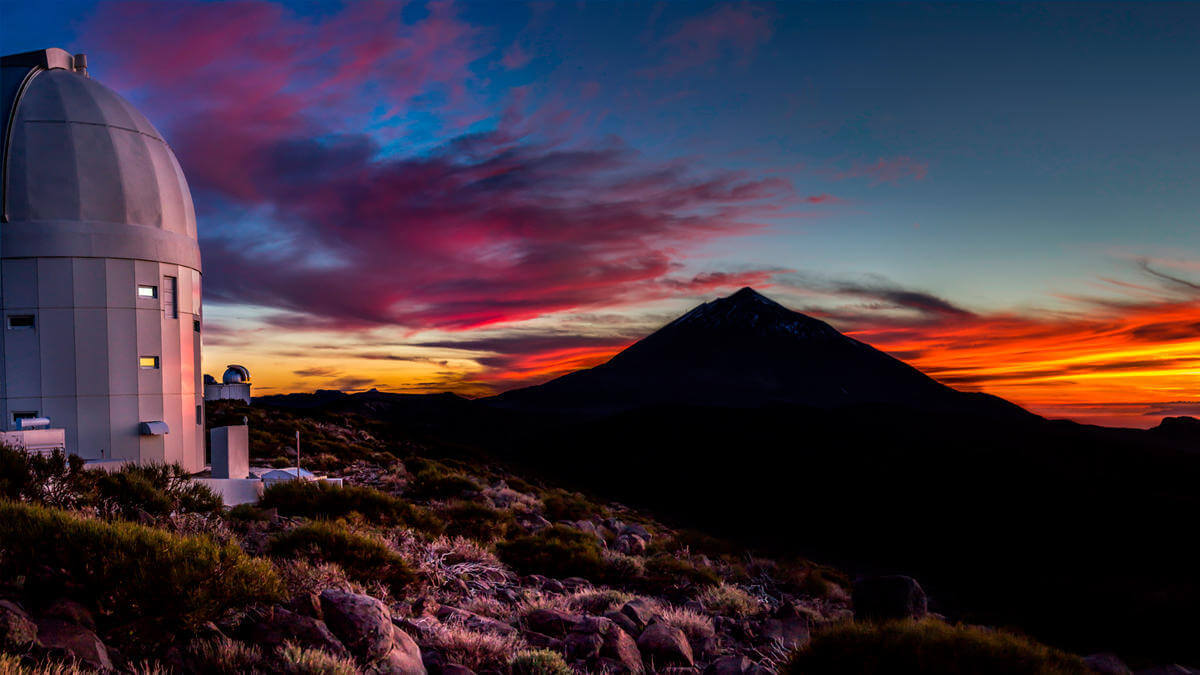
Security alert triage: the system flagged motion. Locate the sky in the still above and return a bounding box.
[4,1,1200,427]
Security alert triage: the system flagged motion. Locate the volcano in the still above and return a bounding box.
[494,287,1030,419]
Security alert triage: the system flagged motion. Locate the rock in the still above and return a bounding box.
[705,655,754,675]
[35,618,112,671]
[374,625,426,675]
[41,598,96,631]
[247,607,349,658]
[442,665,475,675]
[601,624,644,673]
[637,622,693,668]
[563,577,592,590]
[522,630,563,651]
[621,599,659,631]
[287,592,324,620]
[0,600,37,648]
[619,523,652,540]
[437,606,517,636]
[543,579,566,594]
[1083,653,1132,674]
[661,668,699,675]
[524,608,581,637]
[566,631,604,660]
[851,575,927,622]
[615,534,647,555]
[761,602,813,649]
[603,610,640,637]
[320,589,395,661]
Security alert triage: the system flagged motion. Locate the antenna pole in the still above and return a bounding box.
[296,430,301,475]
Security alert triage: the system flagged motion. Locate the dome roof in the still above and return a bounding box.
[2,67,196,238]
[223,365,250,384]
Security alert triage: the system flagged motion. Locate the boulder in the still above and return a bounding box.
[524,608,581,637]
[761,602,813,649]
[247,606,348,658]
[601,624,644,673]
[373,625,426,675]
[705,655,754,675]
[436,606,517,636]
[0,600,37,649]
[637,622,693,668]
[442,665,475,675]
[621,599,659,631]
[615,535,647,555]
[35,618,112,671]
[321,589,395,661]
[41,599,97,631]
[851,575,927,622]
[287,592,325,620]
[1083,653,1132,674]
[603,610,641,637]
[522,630,563,651]
[619,523,652,540]
[565,631,604,660]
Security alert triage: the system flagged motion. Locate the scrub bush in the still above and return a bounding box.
[782,620,1089,675]
[268,520,415,592]
[0,500,282,630]
[260,480,442,533]
[496,525,603,579]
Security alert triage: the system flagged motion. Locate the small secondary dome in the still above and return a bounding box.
[222,365,250,384]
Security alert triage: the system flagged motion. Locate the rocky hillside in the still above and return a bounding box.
[1,405,1172,674]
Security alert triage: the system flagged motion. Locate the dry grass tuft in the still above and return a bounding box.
[659,605,716,645]
[276,642,358,674]
[698,582,765,617]
[423,623,526,670]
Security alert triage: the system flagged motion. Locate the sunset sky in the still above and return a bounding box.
[5,1,1200,427]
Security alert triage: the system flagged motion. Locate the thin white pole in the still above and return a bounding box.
[296,429,301,475]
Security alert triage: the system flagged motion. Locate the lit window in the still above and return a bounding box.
[137,285,157,299]
[139,356,160,369]
[6,315,34,330]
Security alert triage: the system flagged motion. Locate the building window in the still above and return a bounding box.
[162,276,178,319]
[137,284,157,299]
[193,319,201,333]
[139,356,160,369]
[12,411,38,427]
[6,315,34,330]
[196,404,203,425]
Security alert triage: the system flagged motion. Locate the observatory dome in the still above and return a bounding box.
[1,50,199,270]
[223,365,250,384]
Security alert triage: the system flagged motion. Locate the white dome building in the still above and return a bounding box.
[0,48,204,471]
[204,365,251,403]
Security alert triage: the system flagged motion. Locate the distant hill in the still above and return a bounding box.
[492,287,1031,420]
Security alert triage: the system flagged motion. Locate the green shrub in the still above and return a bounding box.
[227,504,274,522]
[541,489,601,521]
[90,463,223,519]
[260,481,442,533]
[187,638,265,674]
[643,555,720,590]
[782,620,1089,675]
[509,648,572,675]
[268,521,415,592]
[276,642,357,675]
[0,500,283,631]
[441,500,513,542]
[408,468,481,500]
[496,525,603,579]
[0,446,87,509]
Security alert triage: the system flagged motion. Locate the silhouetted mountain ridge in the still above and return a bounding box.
[493,287,1031,419]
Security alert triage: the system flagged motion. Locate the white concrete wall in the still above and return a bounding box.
[194,478,263,506]
[0,257,204,471]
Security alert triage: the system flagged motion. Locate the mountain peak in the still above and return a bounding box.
[668,287,842,341]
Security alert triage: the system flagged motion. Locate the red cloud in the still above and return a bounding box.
[644,4,775,77]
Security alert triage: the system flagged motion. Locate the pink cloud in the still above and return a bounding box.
[644,4,775,77]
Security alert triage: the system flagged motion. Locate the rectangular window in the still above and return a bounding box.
[6,315,34,330]
[12,411,38,424]
[162,276,178,319]
[193,318,201,333]
[196,404,203,425]
[137,284,157,299]
[139,356,160,369]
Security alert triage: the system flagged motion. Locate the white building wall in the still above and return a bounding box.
[0,257,204,471]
